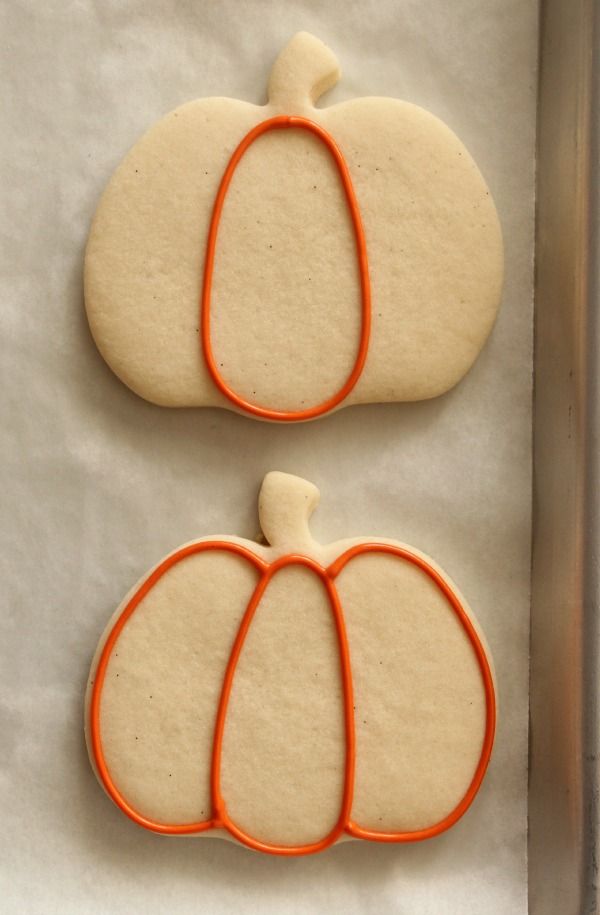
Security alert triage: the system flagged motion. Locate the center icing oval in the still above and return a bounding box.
[204,119,368,417]
[219,563,347,847]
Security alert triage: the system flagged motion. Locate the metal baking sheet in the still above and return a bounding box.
[529,0,600,912]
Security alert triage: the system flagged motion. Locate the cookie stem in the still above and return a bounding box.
[268,32,340,112]
[258,472,320,551]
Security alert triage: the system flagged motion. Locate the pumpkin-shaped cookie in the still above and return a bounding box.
[85,472,496,855]
[85,32,503,422]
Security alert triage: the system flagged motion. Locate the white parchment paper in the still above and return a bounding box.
[0,1,537,912]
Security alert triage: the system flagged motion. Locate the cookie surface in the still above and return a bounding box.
[85,32,503,421]
[85,472,496,854]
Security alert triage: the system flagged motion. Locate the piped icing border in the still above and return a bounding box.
[89,541,496,856]
[200,116,371,421]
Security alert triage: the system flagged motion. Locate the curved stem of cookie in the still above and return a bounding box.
[258,471,320,551]
[268,32,340,111]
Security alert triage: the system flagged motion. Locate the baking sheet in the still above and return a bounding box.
[0,1,537,912]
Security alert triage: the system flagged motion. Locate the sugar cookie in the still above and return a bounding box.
[85,472,496,855]
[84,33,503,421]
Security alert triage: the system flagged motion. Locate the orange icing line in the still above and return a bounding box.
[209,554,355,855]
[329,543,496,844]
[88,542,265,836]
[200,115,371,421]
[89,541,495,855]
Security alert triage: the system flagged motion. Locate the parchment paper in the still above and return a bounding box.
[0,1,537,912]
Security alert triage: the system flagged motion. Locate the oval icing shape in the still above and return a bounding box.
[201,116,371,421]
[217,562,348,848]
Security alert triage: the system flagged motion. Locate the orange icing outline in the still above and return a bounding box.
[200,116,371,421]
[89,541,496,856]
